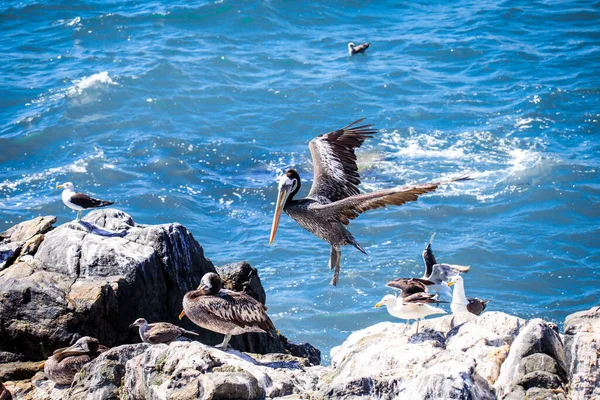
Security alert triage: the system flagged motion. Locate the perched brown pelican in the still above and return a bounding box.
[447,275,490,316]
[348,42,370,56]
[0,382,11,400]
[179,272,275,349]
[377,278,447,334]
[129,318,199,345]
[42,336,107,385]
[56,182,114,221]
[269,119,470,285]
[420,233,470,297]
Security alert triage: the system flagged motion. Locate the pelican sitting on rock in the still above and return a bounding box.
[129,318,199,345]
[377,277,447,334]
[56,182,114,221]
[420,233,470,298]
[447,275,490,316]
[179,272,275,350]
[348,42,370,55]
[269,119,470,285]
[42,336,107,385]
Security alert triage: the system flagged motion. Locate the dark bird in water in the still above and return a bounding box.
[42,336,107,385]
[447,275,490,316]
[348,42,370,55]
[179,272,275,350]
[129,318,198,345]
[269,119,470,286]
[377,277,447,334]
[0,382,11,400]
[56,182,114,221]
[420,233,470,298]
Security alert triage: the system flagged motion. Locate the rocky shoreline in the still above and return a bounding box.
[1,211,599,399]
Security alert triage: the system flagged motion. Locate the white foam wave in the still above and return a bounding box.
[67,71,117,96]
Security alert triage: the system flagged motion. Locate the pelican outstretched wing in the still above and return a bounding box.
[307,119,377,203]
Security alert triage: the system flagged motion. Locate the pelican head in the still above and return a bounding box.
[375,294,397,308]
[179,272,223,320]
[269,169,300,245]
[56,182,74,190]
[54,336,99,360]
[129,318,148,328]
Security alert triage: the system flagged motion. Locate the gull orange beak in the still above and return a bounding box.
[56,184,64,189]
[178,310,186,320]
[374,302,383,308]
[447,281,455,287]
[269,187,289,245]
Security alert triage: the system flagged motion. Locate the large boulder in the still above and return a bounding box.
[0,210,215,359]
[494,319,567,399]
[564,306,600,400]
[319,312,523,399]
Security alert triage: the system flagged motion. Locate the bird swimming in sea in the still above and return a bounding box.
[56,182,114,221]
[447,275,490,316]
[129,318,199,345]
[42,336,107,385]
[269,119,470,286]
[348,42,370,56]
[377,278,447,334]
[179,272,275,350]
[0,382,11,400]
[420,233,470,298]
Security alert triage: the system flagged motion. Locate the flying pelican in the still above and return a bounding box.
[420,233,470,297]
[129,318,199,345]
[348,42,370,56]
[179,272,275,350]
[42,336,107,385]
[269,119,470,285]
[377,277,447,334]
[56,182,114,221]
[447,275,490,316]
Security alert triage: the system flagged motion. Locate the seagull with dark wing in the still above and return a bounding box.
[56,182,114,221]
[129,318,198,345]
[269,119,470,286]
[348,42,370,56]
[376,277,447,334]
[420,233,470,298]
[447,275,490,316]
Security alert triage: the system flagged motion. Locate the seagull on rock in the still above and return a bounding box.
[56,182,114,221]
[447,275,490,316]
[377,277,447,334]
[129,318,199,345]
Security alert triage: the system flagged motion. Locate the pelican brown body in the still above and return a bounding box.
[179,273,275,349]
[129,318,198,345]
[269,119,471,285]
[43,336,107,385]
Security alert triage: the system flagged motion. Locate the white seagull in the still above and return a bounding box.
[348,42,370,56]
[447,275,490,316]
[56,182,114,221]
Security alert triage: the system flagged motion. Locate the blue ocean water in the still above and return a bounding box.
[1,1,599,362]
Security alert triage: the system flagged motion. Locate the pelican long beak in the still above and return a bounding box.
[38,361,46,369]
[374,302,383,308]
[56,342,88,357]
[269,187,290,245]
[56,184,64,189]
[178,310,186,320]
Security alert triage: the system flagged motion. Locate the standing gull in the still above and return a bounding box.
[56,182,114,221]
[129,318,198,345]
[420,233,470,298]
[269,119,470,285]
[348,42,370,55]
[447,275,490,316]
[179,272,275,350]
[376,278,446,334]
[42,336,107,385]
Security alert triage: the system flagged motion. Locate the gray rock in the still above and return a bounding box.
[216,261,266,304]
[495,319,567,398]
[1,216,56,243]
[563,306,600,400]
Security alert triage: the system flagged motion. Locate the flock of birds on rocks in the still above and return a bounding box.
[6,45,491,391]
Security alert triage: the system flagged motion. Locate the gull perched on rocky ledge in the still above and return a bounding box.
[129,318,199,345]
[447,275,490,316]
[56,182,114,221]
